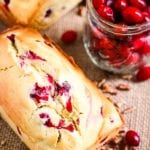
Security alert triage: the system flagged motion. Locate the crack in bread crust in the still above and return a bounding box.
[0,66,14,71]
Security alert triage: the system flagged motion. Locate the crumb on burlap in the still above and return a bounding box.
[76,6,87,17]
[97,79,107,88]
[121,106,136,115]
[95,79,117,95]
[101,84,118,95]
[121,74,133,80]
[96,127,128,150]
[0,140,6,146]
[94,78,137,150]
[79,0,86,6]
[96,126,138,150]
[116,83,130,91]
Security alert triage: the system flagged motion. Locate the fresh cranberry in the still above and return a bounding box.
[30,83,50,103]
[44,117,74,132]
[97,5,114,22]
[61,30,77,44]
[26,51,46,61]
[114,0,128,11]
[19,51,46,63]
[62,81,71,92]
[66,97,72,113]
[118,45,131,59]
[92,0,106,9]
[45,9,52,17]
[4,0,10,3]
[7,34,15,44]
[136,66,150,81]
[125,53,140,65]
[132,35,150,55]
[99,37,116,50]
[108,46,130,65]
[4,0,10,4]
[59,82,70,95]
[39,113,49,119]
[58,119,65,127]
[63,124,74,132]
[103,49,117,60]
[90,38,101,51]
[106,0,114,7]
[58,120,74,132]
[122,7,144,24]
[125,130,140,146]
[109,54,125,67]
[145,6,150,13]
[131,34,146,51]
[129,0,147,9]
[54,83,61,96]
[91,27,105,39]
[143,12,150,22]
[143,36,150,54]
[98,39,117,59]
[47,74,54,84]
[4,0,10,10]
[45,118,55,128]
[76,118,80,124]
[54,81,70,96]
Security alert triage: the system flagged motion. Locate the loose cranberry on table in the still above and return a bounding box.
[136,66,150,81]
[61,30,77,44]
[125,130,140,146]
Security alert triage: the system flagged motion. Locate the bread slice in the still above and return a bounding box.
[0,0,82,29]
[0,27,124,150]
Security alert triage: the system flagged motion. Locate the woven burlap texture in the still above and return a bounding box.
[0,8,150,150]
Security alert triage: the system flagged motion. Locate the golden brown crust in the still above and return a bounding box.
[0,27,123,150]
[0,0,82,29]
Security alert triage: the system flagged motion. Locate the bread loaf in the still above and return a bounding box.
[0,27,123,150]
[0,0,82,29]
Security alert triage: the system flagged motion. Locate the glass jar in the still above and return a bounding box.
[83,0,150,74]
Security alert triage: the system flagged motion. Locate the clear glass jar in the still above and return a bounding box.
[83,0,150,74]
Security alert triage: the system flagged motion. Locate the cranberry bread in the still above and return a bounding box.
[0,0,81,29]
[0,27,123,150]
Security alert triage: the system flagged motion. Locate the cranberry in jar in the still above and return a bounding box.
[83,0,150,74]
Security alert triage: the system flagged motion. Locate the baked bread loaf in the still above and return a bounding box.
[0,27,123,150]
[0,0,82,29]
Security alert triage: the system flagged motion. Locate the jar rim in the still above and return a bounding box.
[87,0,150,34]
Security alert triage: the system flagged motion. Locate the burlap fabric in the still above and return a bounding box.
[0,7,150,150]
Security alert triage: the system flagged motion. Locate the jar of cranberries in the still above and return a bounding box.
[83,0,150,74]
